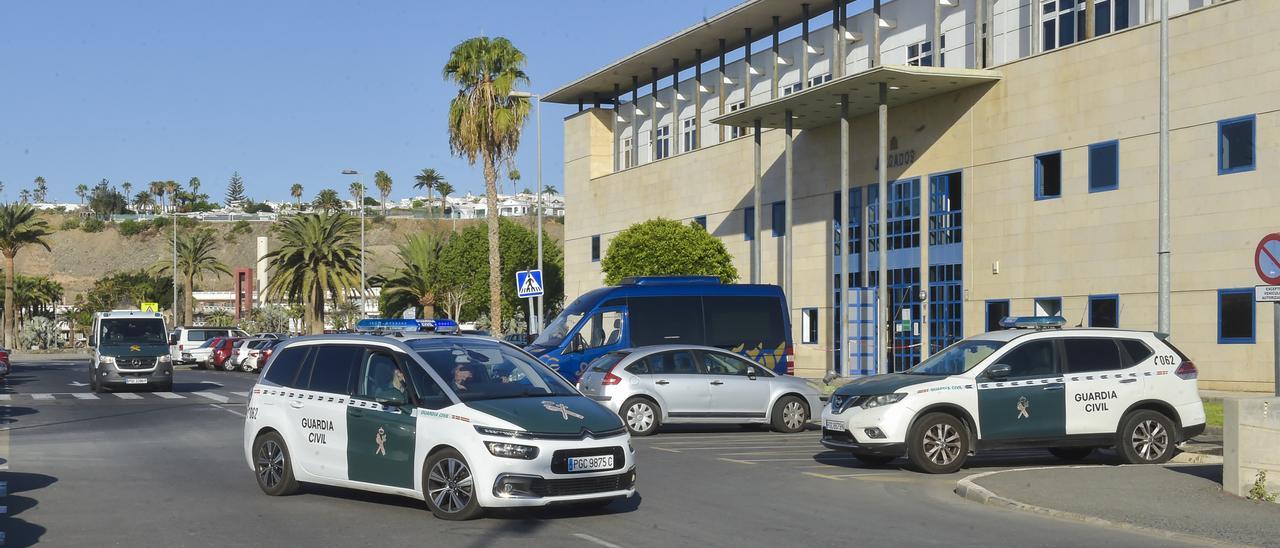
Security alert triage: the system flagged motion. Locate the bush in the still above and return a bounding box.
[19,316,61,350]
[601,218,738,285]
[177,216,199,229]
[231,220,253,234]
[81,218,105,233]
[117,219,146,237]
[243,202,273,214]
[150,216,169,231]
[61,218,81,231]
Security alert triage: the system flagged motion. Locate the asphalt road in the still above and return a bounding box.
[2,353,1197,547]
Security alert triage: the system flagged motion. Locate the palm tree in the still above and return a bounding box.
[290,184,304,209]
[149,181,166,214]
[444,36,532,331]
[164,180,180,213]
[263,212,362,334]
[133,191,154,212]
[188,177,200,197]
[374,170,393,216]
[18,190,30,204]
[507,169,521,196]
[32,176,47,203]
[153,230,230,325]
[413,168,445,217]
[543,185,558,195]
[349,182,367,212]
[0,203,53,346]
[313,189,343,212]
[75,184,89,206]
[377,232,444,318]
[436,181,455,221]
[121,181,133,203]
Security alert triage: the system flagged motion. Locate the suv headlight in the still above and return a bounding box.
[860,393,906,409]
[484,441,539,460]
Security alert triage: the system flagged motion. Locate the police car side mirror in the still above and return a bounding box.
[985,363,1012,380]
[374,389,407,408]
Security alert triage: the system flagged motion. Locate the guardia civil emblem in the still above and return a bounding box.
[542,400,584,420]
[1016,396,1031,419]
[129,345,141,352]
[374,426,387,455]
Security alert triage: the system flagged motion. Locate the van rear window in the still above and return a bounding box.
[629,297,705,346]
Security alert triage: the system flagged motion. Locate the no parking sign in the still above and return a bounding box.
[1255,233,1280,286]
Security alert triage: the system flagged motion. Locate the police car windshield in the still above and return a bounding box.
[411,339,577,401]
[904,339,1005,376]
[100,318,167,345]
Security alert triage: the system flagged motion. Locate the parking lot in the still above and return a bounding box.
[2,353,1194,547]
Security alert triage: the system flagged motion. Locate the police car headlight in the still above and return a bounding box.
[475,426,525,438]
[485,441,539,460]
[860,393,906,409]
[156,355,172,364]
[99,356,116,367]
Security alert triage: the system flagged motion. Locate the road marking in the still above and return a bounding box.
[802,472,848,481]
[572,533,623,548]
[726,456,860,463]
[231,391,249,397]
[195,392,229,403]
[0,395,9,401]
[201,381,224,387]
[31,394,54,400]
[716,458,758,465]
[71,393,98,400]
[113,393,142,400]
[212,404,246,418]
[154,392,184,399]
[652,447,682,453]
[653,445,818,451]
[719,450,830,456]
[643,435,820,445]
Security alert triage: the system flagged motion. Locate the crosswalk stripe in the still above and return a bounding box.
[154,392,184,399]
[31,394,54,400]
[195,392,229,403]
[0,394,9,400]
[71,393,99,400]
[113,392,143,400]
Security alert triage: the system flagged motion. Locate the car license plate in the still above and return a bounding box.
[823,419,845,431]
[124,378,148,385]
[566,455,614,472]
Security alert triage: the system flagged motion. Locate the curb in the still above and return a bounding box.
[955,466,1240,547]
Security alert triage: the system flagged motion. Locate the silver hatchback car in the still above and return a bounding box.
[576,345,822,436]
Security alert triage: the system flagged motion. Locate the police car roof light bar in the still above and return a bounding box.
[999,316,1067,330]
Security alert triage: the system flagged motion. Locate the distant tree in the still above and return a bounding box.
[188,177,201,197]
[413,168,446,217]
[348,182,366,210]
[601,218,738,285]
[82,270,173,313]
[290,183,304,209]
[543,185,558,195]
[520,187,532,195]
[377,232,444,318]
[149,181,166,213]
[374,170,393,215]
[313,189,342,212]
[32,176,48,203]
[164,181,180,212]
[434,217,562,324]
[153,229,230,325]
[436,181,455,219]
[18,190,30,204]
[120,181,133,202]
[507,169,521,196]
[133,191,154,212]
[0,203,53,345]
[89,181,128,218]
[263,212,362,334]
[75,184,89,206]
[225,171,246,207]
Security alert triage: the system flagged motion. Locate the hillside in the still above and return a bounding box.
[15,213,564,297]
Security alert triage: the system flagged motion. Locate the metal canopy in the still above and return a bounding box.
[544,0,834,105]
[711,65,1002,129]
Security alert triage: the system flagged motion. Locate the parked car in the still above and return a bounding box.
[170,327,248,364]
[504,333,531,346]
[241,339,287,374]
[234,339,275,373]
[0,346,11,377]
[577,345,822,436]
[251,333,289,340]
[210,337,245,371]
[184,338,221,369]
[527,276,793,383]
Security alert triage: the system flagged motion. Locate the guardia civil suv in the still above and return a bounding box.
[821,317,1206,473]
[243,334,637,520]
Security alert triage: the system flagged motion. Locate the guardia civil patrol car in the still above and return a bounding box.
[821,317,1206,473]
[243,333,636,520]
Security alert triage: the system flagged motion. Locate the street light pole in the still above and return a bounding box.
[173,199,178,326]
[510,90,544,333]
[1157,0,1171,335]
[342,169,366,322]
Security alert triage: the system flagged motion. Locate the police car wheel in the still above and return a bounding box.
[770,396,809,433]
[906,413,970,474]
[423,449,482,520]
[621,398,660,436]
[1047,447,1095,461]
[253,432,300,496]
[1117,410,1176,465]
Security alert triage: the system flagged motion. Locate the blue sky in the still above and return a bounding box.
[0,0,740,204]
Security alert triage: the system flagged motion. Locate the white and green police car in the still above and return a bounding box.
[243,334,636,520]
[821,317,1206,473]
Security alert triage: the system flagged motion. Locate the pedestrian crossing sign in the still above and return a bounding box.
[140,302,159,313]
[516,270,544,298]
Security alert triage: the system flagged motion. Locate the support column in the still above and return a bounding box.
[832,0,842,78]
[920,176,931,361]
[631,76,640,168]
[744,28,753,108]
[1031,1,1040,55]
[1085,0,1096,40]
[771,16,781,100]
[752,118,763,284]
[694,49,703,152]
[872,0,883,67]
[877,82,889,375]
[933,0,942,67]
[839,94,850,377]
[651,67,660,159]
[784,110,794,306]
[801,4,811,89]
[612,83,621,172]
[671,58,681,155]
[975,0,985,68]
[718,39,727,143]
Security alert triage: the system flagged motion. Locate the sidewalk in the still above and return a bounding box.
[956,464,1279,546]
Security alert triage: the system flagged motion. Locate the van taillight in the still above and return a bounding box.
[1174,361,1198,380]
[785,345,795,375]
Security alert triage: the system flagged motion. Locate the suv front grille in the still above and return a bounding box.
[116,357,156,369]
[530,470,636,497]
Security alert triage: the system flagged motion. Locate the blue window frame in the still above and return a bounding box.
[800,308,818,344]
[1218,115,1256,175]
[1034,297,1062,317]
[1088,294,1119,328]
[590,235,601,262]
[1218,288,1255,344]
[867,185,881,253]
[985,299,1010,333]
[771,201,785,237]
[1088,140,1120,192]
[886,178,920,250]
[929,171,962,246]
[1035,151,1062,200]
[928,264,963,353]
[832,190,863,256]
[694,215,707,229]
[743,207,755,241]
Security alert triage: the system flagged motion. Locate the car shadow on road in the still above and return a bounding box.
[0,407,38,427]
[299,483,641,521]
[1166,463,1223,485]
[0,472,58,548]
[814,448,1129,472]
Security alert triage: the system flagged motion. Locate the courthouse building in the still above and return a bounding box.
[548,0,1275,391]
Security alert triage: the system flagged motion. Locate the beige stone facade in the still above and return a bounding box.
[562,0,1278,391]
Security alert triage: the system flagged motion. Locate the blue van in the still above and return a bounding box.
[526,276,793,382]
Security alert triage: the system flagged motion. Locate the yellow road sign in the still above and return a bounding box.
[140,302,159,313]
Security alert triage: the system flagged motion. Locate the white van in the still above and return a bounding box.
[170,326,248,364]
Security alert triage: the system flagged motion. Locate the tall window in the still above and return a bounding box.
[621,137,633,169]
[681,117,697,153]
[1088,140,1119,192]
[800,308,818,344]
[1218,288,1255,344]
[771,201,785,237]
[886,178,920,250]
[1218,115,1256,174]
[729,102,746,138]
[808,73,832,87]
[832,189,862,256]
[907,36,944,67]
[929,171,962,246]
[1042,0,1131,52]
[1035,151,1062,199]
[743,206,754,241]
[1089,295,1119,328]
[694,215,707,229]
[654,124,671,160]
[591,235,601,262]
